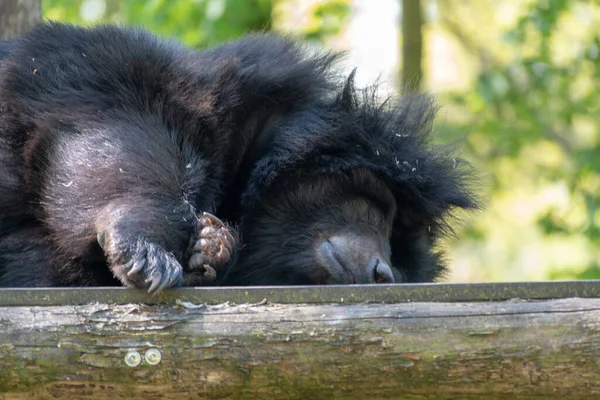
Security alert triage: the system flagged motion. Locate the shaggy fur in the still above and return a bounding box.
[0,22,478,292]
[222,73,479,285]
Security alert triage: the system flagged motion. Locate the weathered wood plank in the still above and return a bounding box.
[1,296,599,399]
[1,280,600,306]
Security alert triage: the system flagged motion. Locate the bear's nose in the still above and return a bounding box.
[318,235,395,284]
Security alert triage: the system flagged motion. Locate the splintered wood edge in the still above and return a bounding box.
[0,280,598,306]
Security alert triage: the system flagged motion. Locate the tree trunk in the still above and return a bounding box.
[401,0,423,91]
[0,0,41,40]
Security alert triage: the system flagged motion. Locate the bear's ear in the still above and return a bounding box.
[337,68,358,112]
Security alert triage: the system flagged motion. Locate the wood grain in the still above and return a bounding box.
[1,297,599,399]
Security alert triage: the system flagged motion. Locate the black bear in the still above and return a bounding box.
[0,22,478,293]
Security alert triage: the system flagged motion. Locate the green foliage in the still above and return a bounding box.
[42,0,351,47]
[43,0,273,48]
[302,0,351,42]
[440,0,600,281]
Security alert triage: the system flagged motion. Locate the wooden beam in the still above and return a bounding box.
[0,283,599,399]
[1,280,599,306]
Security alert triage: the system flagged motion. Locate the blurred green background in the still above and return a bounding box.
[42,0,600,283]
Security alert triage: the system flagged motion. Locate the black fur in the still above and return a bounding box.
[0,39,12,59]
[223,73,479,285]
[0,22,478,291]
[0,22,340,291]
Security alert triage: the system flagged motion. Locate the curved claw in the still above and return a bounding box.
[216,244,231,261]
[97,231,106,250]
[128,258,146,277]
[146,273,162,294]
[153,276,170,295]
[146,261,183,295]
[201,211,225,226]
[202,265,217,282]
[218,227,235,248]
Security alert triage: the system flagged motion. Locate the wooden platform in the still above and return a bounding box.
[1,281,599,399]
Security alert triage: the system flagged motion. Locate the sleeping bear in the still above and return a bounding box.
[0,22,478,293]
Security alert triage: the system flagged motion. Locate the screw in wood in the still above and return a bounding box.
[144,348,162,365]
[124,350,142,367]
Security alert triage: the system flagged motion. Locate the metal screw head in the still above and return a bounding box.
[144,348,162,365]
[124,350,141,367]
